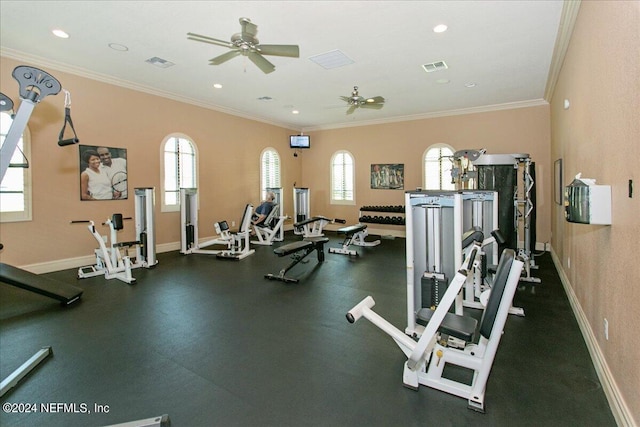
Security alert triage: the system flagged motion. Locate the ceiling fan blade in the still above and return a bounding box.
[209,50,242,65]
[360,103,385,110]
[247,52,276,74]
[339,96,352,103]
[240,18,258,38]
[187,32,233,48]
[257,44,300,58]
[346,105,358,115]
[365,96,385,104]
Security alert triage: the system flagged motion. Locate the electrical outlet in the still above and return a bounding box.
[567,257,571,269]
[604,318,609,340]
[232,221,236,227]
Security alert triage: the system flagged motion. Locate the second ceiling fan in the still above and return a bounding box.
[187,17,300,74]
[340,86,385,115]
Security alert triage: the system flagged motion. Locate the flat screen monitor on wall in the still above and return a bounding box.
[290,135,310,149]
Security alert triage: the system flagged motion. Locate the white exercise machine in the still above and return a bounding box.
[347,244,524,413]
[75,188,157,285]
[1,66,61,182]
[252,187,287,246]
[404,190,523,336]
[180,188,255,259]
[329,223,380,256]
[216,204,255,260]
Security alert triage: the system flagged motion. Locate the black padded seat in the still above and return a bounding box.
[462,228,484,249]
[0,262,83,305]
[337,224,367,235]
[416,308,478,343]
[274,240,313,257]
[294,216,330,228]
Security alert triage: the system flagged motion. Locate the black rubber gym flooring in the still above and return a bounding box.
[0,232,616,426]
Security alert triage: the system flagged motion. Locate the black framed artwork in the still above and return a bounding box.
[554,158,563,205]
[79,145,128,201]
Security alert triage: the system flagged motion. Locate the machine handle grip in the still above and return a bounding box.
[70,220,91,224]
[346,296,375,323]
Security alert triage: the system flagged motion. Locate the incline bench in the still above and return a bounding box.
[0,262,83,306]
[329,223,380,256]
[264,236,330,283]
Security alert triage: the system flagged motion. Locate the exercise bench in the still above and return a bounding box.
[264,236,330,283]
[0,262,83,306]
[329,223,380,256]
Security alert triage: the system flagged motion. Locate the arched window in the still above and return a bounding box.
[161,134,197,212]
[423,144,455,190]
[331,150,355,204]
[1,111,32,222]
[260,148,281,199]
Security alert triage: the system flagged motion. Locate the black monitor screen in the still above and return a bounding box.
[290,135,310,149]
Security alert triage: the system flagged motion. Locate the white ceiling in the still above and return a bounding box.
[0,1,566,131]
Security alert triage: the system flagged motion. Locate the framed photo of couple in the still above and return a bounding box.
[79,145,128,201]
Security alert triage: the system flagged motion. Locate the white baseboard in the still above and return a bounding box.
[20,241,181,274]
[550,248,635,427]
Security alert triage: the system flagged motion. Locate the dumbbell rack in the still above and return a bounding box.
[359,205,406,226]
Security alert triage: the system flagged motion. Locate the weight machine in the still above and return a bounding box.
[347,245,524,413]
[252,187,287,245]
[74,188,157,284]
[180,188,255,259]
[474,153,541,283]
[1,66,61,182]
[404,190,523,337]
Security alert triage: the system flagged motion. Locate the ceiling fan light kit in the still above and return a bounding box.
[188,17,300,74]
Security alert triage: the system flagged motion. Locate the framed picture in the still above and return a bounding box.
[371,163,404,190]
[554,158,563,205]
[79,145,128,201]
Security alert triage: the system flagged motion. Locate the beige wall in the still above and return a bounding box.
[550,1,639,424]
[302,106,551,241]
[0,56,300,267]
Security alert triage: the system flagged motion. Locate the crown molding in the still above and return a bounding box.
[544,0,582,101]
[0,47,296,131]
[301,99,549,132]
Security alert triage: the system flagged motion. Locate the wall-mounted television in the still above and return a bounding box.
[290,135,310,149]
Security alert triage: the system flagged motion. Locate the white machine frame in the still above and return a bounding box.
[404,190,523,336]
[329,223,381,256]
[347,244,524,412]
[251,188,289,246]
[180,188,231,255]
[216,204,255,260]
[77,188,157,285]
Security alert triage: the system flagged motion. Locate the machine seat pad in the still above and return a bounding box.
[113,240,141,248]
[462,228,484,249]
[337,224,367,236]
[416,308,478,342]
[294,216,330,227]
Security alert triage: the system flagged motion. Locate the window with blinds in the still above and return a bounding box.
[331,150,355,204]
[424,145,455,190]
[260,148,281,199]
[162,135,197,211]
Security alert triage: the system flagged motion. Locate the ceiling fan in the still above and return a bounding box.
[187,17,300,74]
[340,86,385,115]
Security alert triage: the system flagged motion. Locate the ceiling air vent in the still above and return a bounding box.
[309,49,354,70]
[145,57,175,68]
[422,61,448,73]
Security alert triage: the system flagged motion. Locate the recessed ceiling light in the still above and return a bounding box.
[213,83,222,89]
[292,110,300,115]
[108,43,128,52]
[436,78,450,84]
[52,29,69,39]
[464,82,477,88]
[433,24,448,33]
